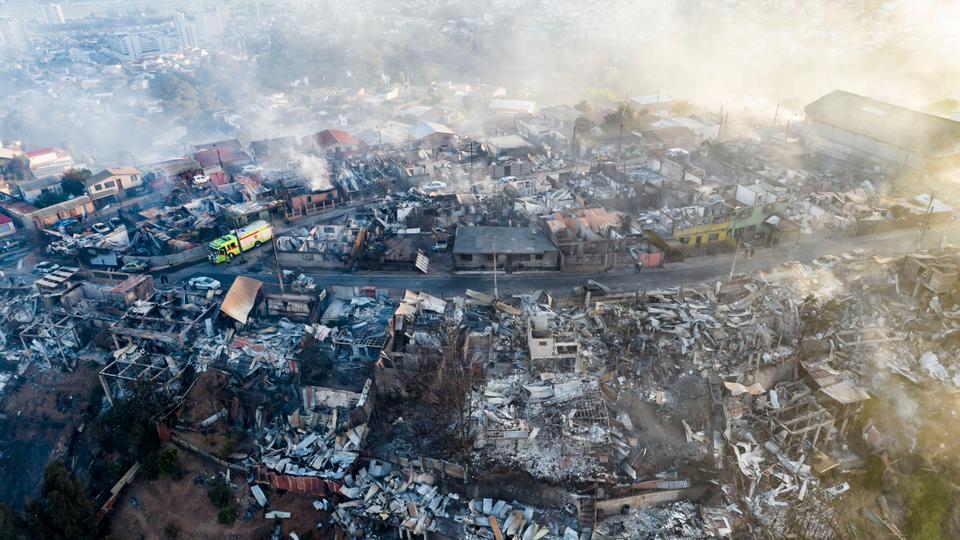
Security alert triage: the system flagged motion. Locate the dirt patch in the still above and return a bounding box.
[616,383,711,472]
[110,447,332,540]
[0,363,99,510]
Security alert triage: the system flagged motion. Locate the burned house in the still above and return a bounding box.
[541,208,663,272]
[144,157,201,187]
[276,222,367,270]
[278,171,343,219]
[527,314,580,372]
[224,199,285,228]
[19,311,96,369]
[376,290,451,397]
[250,136,301,170]
[639,126,702,152]
[194,140,252,180]
[485,135,535,159]
[0,195,96,232]
[108,289,219,352]
[639,195,732,257]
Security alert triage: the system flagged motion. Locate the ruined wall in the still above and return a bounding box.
[140,245,208,270]
[277,249,349,270]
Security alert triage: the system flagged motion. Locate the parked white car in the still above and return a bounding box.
[189,276,221,290]
[33,261,61,274]
[422,181,447,193]
[91,222,112,234]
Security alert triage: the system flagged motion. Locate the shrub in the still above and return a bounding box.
[216,504,237,525]
[905,470,951,540]
[158,449,181,479]
[206,476,231,509]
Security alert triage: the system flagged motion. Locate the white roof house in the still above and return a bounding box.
[489,99,537,115]
[409,121,455,140]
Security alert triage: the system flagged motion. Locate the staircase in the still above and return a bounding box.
[577,495,597,538]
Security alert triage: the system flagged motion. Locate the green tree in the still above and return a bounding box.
[34,190,69,209]
[1,156,30,181]
[94,384,167,465]
[23,461,101,540]
[60,168,91,197]
[217,504,237,525]
[602,103,652,134]
[151,74,202,118]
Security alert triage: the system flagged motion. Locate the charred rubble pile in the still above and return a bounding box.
[10,245,959,539]
[455,249,947,538]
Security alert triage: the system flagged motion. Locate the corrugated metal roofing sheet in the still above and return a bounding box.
[221,276,263,324]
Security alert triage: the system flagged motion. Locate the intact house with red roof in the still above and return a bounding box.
[0,213,15,238]
[303,128,359,158]
[25,146,74,179]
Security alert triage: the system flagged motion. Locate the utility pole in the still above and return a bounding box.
[492,249,498,300]
[729,235,742,280]
[916,192,936,252]
[213,144,245,262]
[571,120,578,159]
[272,234,285,293]
[213,143,225,178]
[617,120,625,180]
[718,106,725,139]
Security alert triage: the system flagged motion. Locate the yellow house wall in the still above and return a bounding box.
[674,220,731,245]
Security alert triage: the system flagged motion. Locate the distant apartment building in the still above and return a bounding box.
[103,31,181,62]
[43,4,65,25]
[175,11,197,49]
[0,17,31,55]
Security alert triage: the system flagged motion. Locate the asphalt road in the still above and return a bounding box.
[159,223,958,297]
